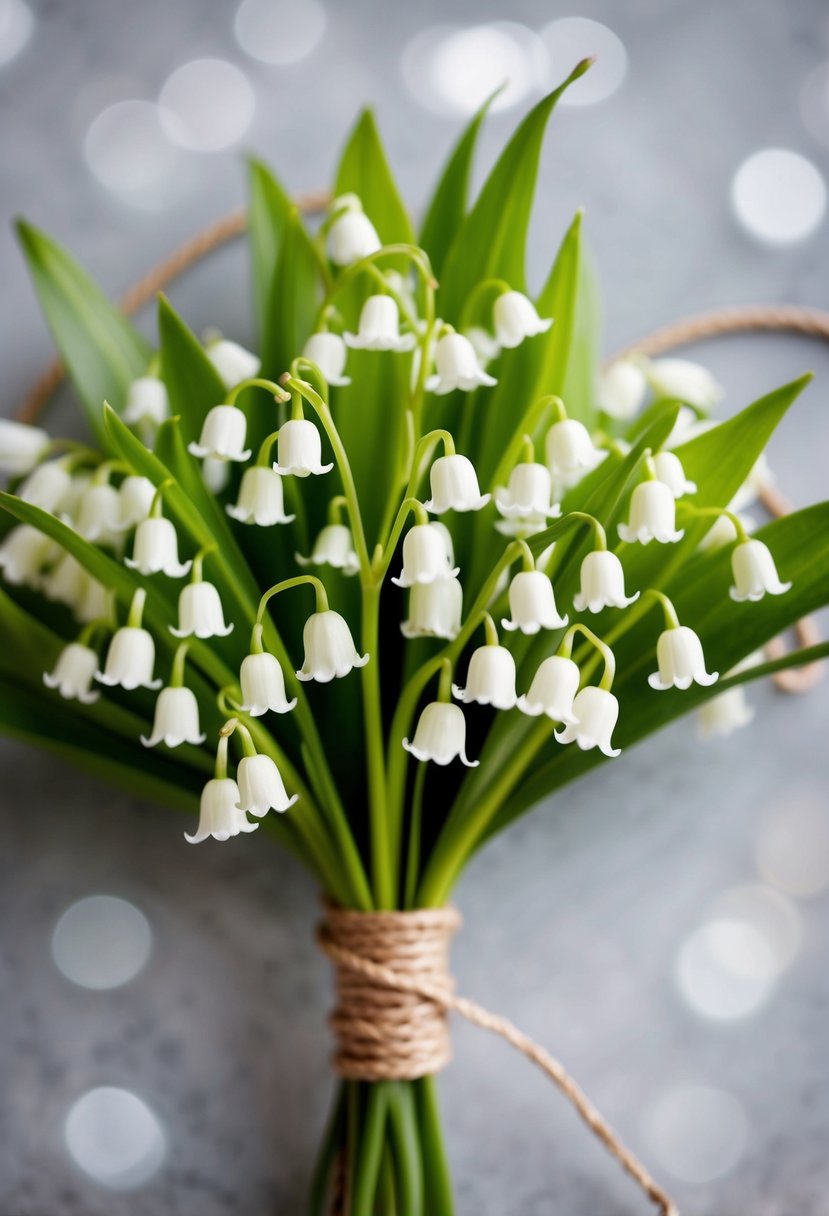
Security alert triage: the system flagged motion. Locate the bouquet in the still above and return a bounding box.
[2,59,827,1213]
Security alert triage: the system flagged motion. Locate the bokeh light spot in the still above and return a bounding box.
[643,1084,748,1183]
[84,99,183,211]
[234,0,326,66]
[160,58,255,152]
[540,17,627,107]
[52,895,152,990]
[65,1087,165,1189]
[732,148,826,245]
[0,0,34,68]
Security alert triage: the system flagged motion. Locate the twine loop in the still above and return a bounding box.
[317,902,460,1082]
[317,903,678,1216]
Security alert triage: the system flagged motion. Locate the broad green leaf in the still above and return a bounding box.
[259,207,322,382]
[16,221,150,445]
[419,91,497,278]
[158,294,227,443]
[247,158,294,340]
[335,109,415,251]
[556,233,601,424]
[438,60,592,321]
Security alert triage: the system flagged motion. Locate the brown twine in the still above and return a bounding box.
[317,903,678,1216]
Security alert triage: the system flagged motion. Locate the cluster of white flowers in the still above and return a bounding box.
[0,193,795,845]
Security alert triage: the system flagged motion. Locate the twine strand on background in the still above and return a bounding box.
[14,200,825,693]
[318,903,678,1216]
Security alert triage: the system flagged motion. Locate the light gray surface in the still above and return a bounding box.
[1,1,828,1213]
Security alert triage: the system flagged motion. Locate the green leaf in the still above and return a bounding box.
[157,294,227,444]
[15,221,150,445]
[419,91,497,278]
[335,109,415,251]
[438,60,592,320]
[247,158,294,341]
[259,207,322,382]
[556,233,601,424]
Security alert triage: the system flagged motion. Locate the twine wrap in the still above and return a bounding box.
[318,902,461,1082]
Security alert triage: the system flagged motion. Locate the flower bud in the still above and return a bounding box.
[452,645,517,709]
[617,480,684,545]
[188,404,251,463]
[554,686,621,757]
[227,467,295,526]
[403,701,478,767]
[729,539,791,602]
[401,579,463,640]
[43,643,100,704]
[296,610,368,682]
[170,582,234,639]
[517,656,580,721]
[648,625,718,691]
[141,686,206,748]
[652,450,696,499]
[345,295,415,352]
[273,419,333,477]
[302,332,351,386]
[185,778,258,844]
[123,376,170,428]
[493,290,552,349]
[236,754,298,816]
[0,419,49,476]
[425,333,497,395]
[423,454,489,514]
[327,198,381,266]
[206,339,261,390]
[501,570,568,635]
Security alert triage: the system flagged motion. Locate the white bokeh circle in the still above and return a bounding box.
[65,1087,165,1189]
[732,148,826,245]
[234,0,326,66]
[160,58,255,152]
[540,17,627,107]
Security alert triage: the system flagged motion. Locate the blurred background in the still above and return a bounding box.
[1,1,828,1212]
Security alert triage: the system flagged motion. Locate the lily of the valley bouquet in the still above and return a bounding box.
[2,61,827,1213]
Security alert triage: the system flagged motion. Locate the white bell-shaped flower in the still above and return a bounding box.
[185,777,257,844]
[75,483,123,546]
[430,520,456,568]
[555,686,621,757]
[76,574,114,625]
[423,454,490,514]
[302,331,351,386]
[465,326,501,365]
[517,655,580,721]
[647,357,722,410]
[618,480,684,544]
[273,419,333,477]
[493,290,552,349]
[123,376,170,428]
[126,517,192,577]
[345,295,416,352]
[237,754,298,816]
[653,450,696,499]
[43,642,100,704]
[697,686,755,740]
[425,332,497,395]
[545,419,604,478]
[393,523,459,587]
[598,358,648,420]
[296,610,368,682]
[296,524,360,575]
[452,645,517,709]
[0,524,54,587]
[206,339,261,390]
[18,459,72,513]
[729,539,791,602]
[573,550,639,614]
[42,552,87,608]
[62,474,92,520]
[227,466,294,526]
[403,701,479,767]
[240,651,297,716]
[0,418,49,476]
[171,581,234,639]
[188,404,251,463]
[648,625,718,691]
[401,579,463,640]
[501,570,568,634]
[202,456,231,494]
[116,476,157,531]
[495,462,560,519]
[327,197,381,266]
[141,686,206,748]
[96,627,161,691]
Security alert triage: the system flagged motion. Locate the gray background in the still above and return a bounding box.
[1,1,829,1212]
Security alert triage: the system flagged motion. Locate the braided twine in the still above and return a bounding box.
[14,200,828,1212]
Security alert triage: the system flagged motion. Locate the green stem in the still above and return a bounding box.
[350,1084,388,1216]
[387,1082,424,1216]
[404,763,428,910]
[415,1078,454,1216]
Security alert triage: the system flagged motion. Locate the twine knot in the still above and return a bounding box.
[316,902,461,1082]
